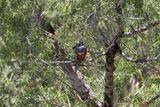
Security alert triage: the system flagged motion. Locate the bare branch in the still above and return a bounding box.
[38,27,56,40]
[121,53,160,63]
[146,92,160,105]
[37,58,74,65]
[124,21,160,37]
[129,17,145,20]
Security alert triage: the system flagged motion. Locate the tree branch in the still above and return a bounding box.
[52,41,102,107]
[146,92,160,105]
[124,20,160,37]
[102,1,125,107]
[121,53,160,63]
[37,8,103,107]
[37,58,104,68]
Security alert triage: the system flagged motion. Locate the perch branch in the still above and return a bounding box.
[37,58,105,68]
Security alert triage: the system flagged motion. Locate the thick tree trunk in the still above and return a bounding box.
[103,1,124,106]
[104,51,115,107]
[103,43,120,107]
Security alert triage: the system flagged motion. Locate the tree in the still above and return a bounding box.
[0,0,159,107]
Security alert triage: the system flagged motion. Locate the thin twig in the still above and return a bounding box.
[121,53,160,63]
[37,27,56,40]
[124,20,160,37]
[129,17,145,20]
[146,92,160,105]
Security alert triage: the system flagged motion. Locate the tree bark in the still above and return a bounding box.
[54,41,102,107]
[103,43,121,107]
[104,51,115,107]
[103,0,124,106]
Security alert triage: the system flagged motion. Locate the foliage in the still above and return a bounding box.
[0,0,159,107]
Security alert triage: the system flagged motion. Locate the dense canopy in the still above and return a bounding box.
[0,0,160,107]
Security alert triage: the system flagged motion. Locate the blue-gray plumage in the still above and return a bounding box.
[73,41,88,61]
[74,45,87,54]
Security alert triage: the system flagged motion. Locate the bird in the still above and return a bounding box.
[73,41,92,63]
